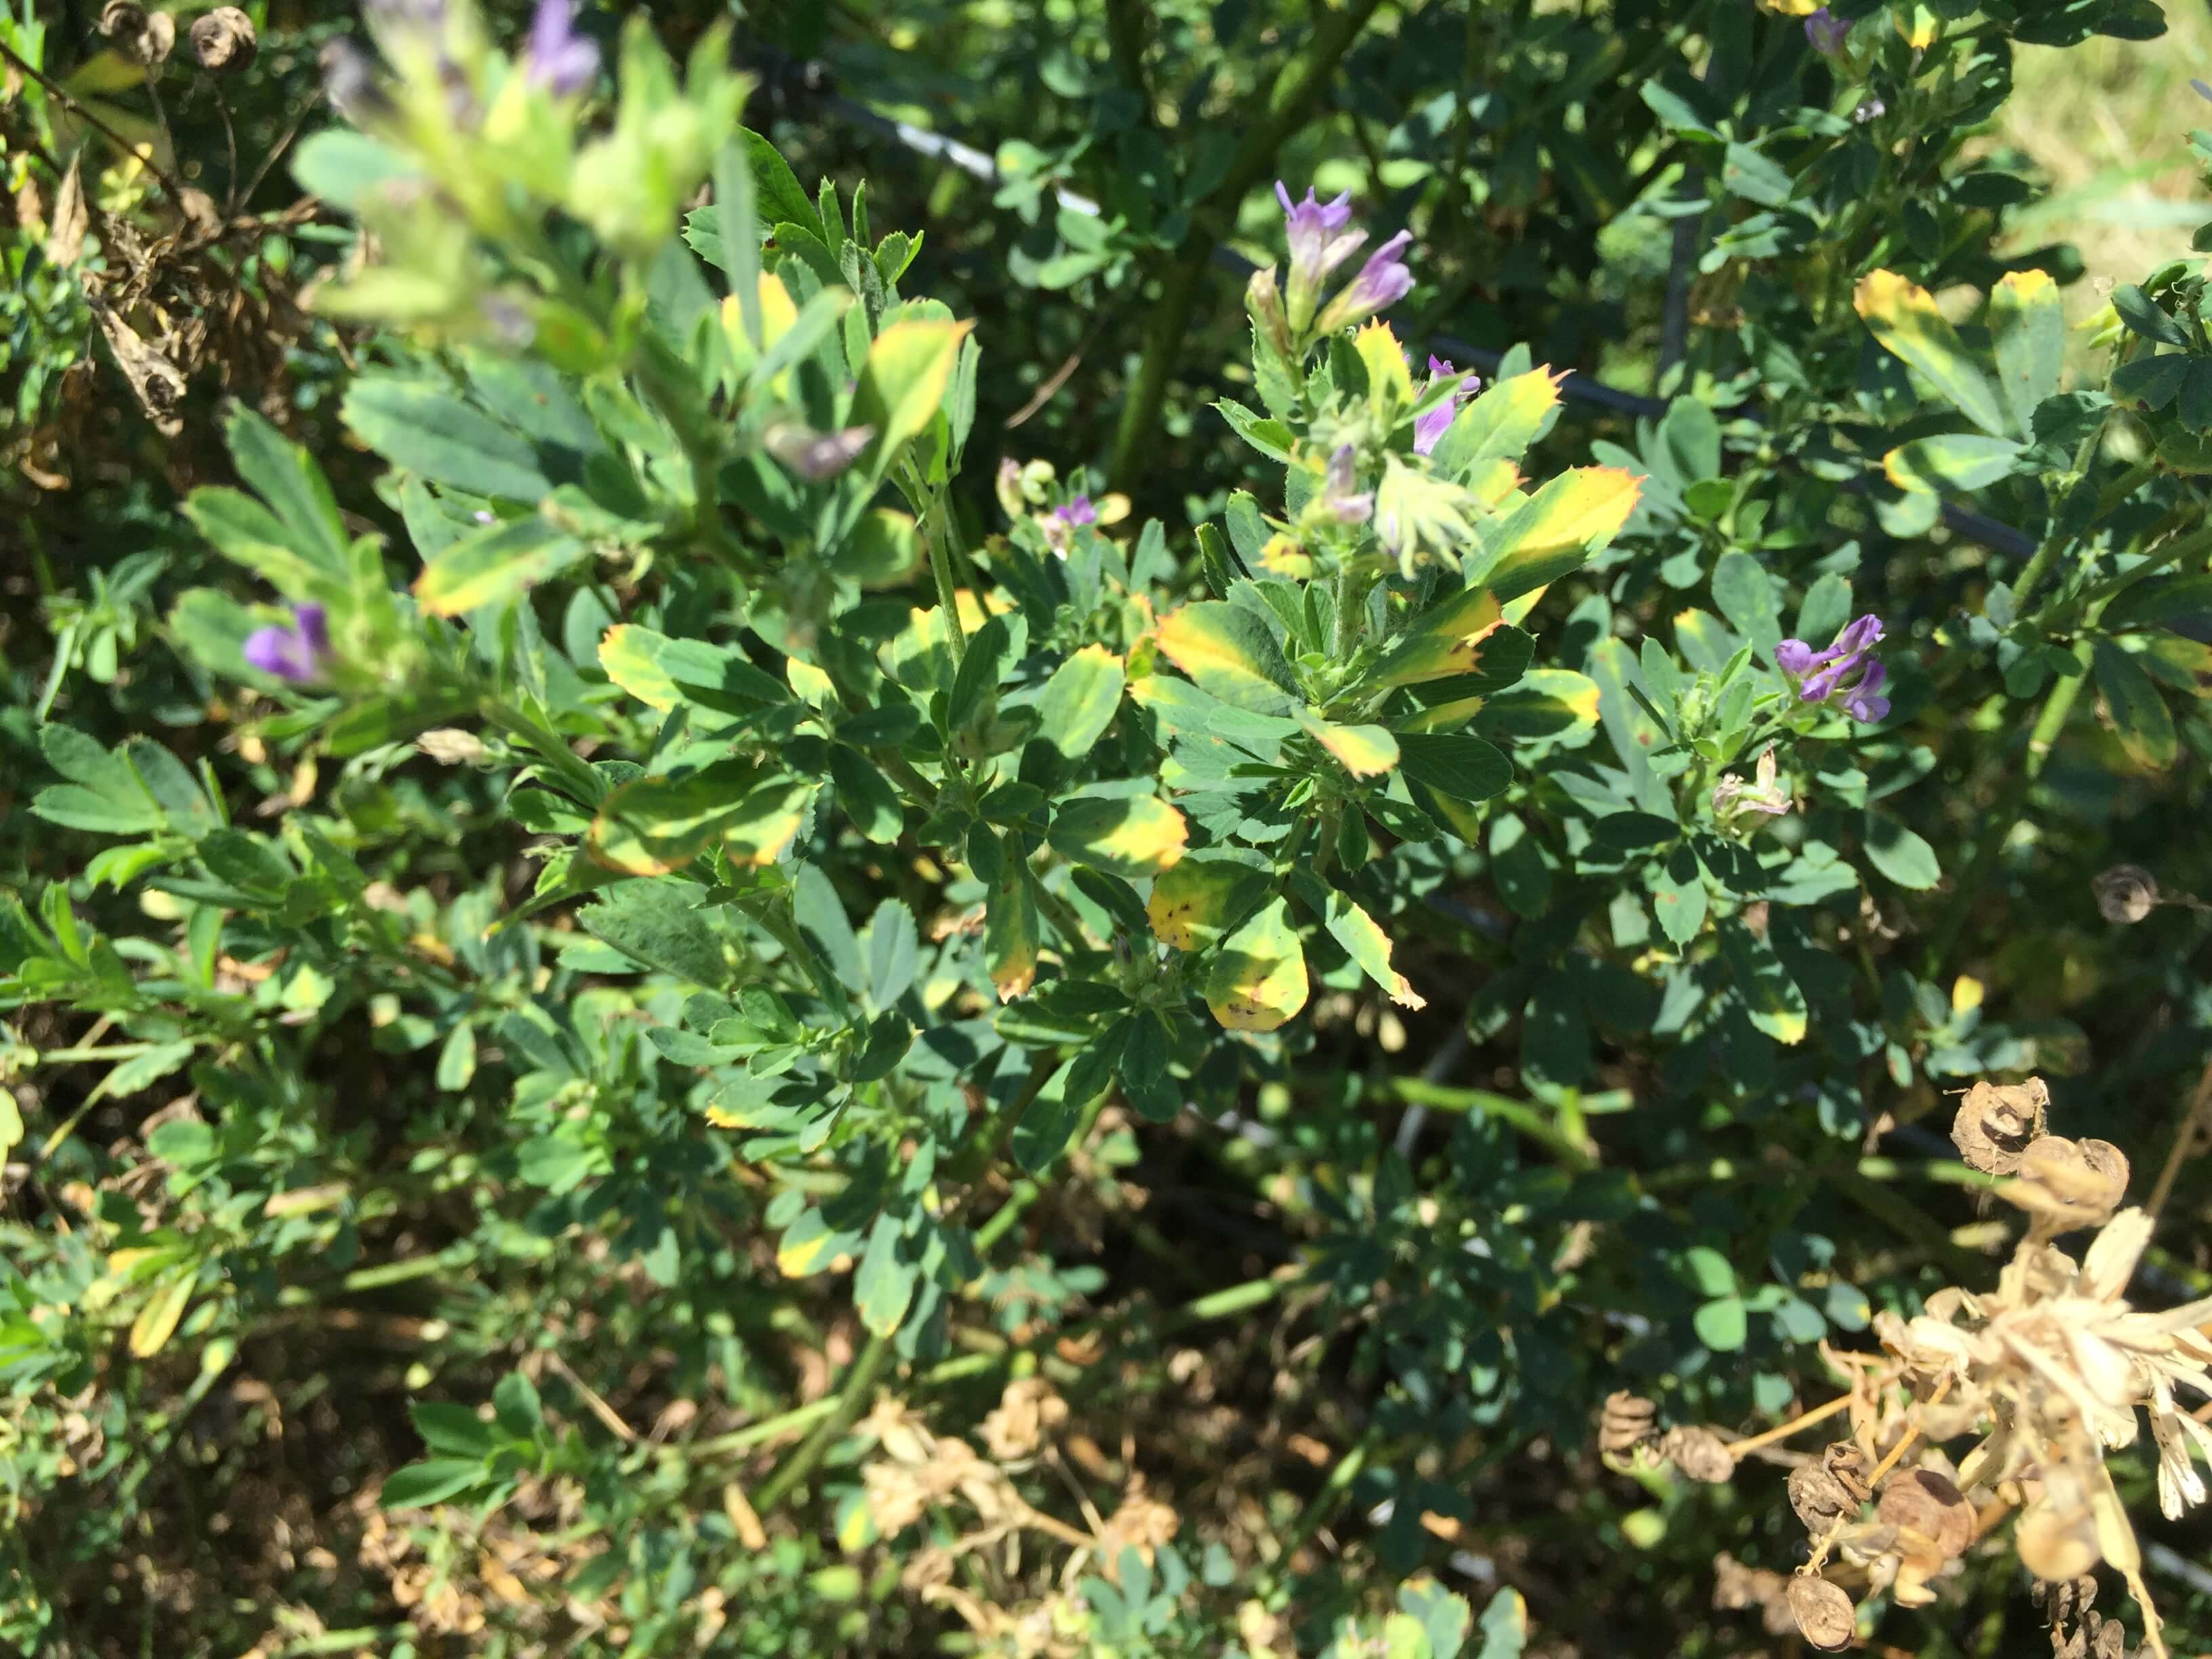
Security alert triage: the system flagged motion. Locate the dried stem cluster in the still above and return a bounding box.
[1613,1078,2211,1656]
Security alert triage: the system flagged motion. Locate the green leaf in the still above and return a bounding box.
[1473,1588,1528,1659]
[579,878,737,987]
[2093,640,2178,768]
[1710,551,1781,656]
[863,899,919,1012]
[341,377,552,501]
[224,406,353,579]
[493,1371,544,1439]
[1466,467,1641,602]
[1991,268,2066,433]
[1652,848,1707,946]
[411,1401,497,1458]
[1034,644,1126,759]
[1862,813,1942,889]
[1308,883,1424,1008]
[2112,283,2190,346]
[792,863,864,995]
[1796,573,1852,647]
[855,1214,917,1336]
[1717,918,1807,1045]
[947,615,1015,736]
[1694,1296,1749,1352]
[1684,1246,1737,1298]
[290,129,419,210]
[1395,732,1511,802]
[414,516,587,617]
[1154,600,1301,717]
[827,746,905,844]
[1012,1061,1088,1174]
[1882,432,2025,494]
[1720,142,1794,207]
[380,1458,489,1510]
[1430,368,1563,479]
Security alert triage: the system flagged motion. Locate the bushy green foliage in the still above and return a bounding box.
[6,0,2212,1654]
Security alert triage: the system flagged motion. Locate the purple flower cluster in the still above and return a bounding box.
[1269,182,1416,340]
[1043,495,1095,554]
[1776,613,1891,723]
[1413,356,1477,457]
[244,604,333,684]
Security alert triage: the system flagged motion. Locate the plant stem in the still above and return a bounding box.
[1106,0,1390,487]
[927,495,969,665]
[1722,1391,1853,1456]
[753,1328,894,1511]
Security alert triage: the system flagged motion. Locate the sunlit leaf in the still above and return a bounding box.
[1204,897,1309,1031]
[1154,600,1302,716]
[1048,793,1188,876]
[1854,270,2011,437]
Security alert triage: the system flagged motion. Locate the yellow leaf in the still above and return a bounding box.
[785,657,838,710]
[1318,890,1425,1009]
[1894,1,1938,45]
[1049,794,1188,876]
[1154,600,1302,716]
[129,1273,194,1359]
[1368,583,1506,689]
[1473,467,1641,604]
[1148,857,1273,952]
[1951,975,1984,1015]
[1853,270,2011,436]
[1305,719,1400,777]
[1204,898,1309,1032]
[1354,319,1414,415]
[776,1219,840,1278]
[600,623,680,711]
[852,316,975,474]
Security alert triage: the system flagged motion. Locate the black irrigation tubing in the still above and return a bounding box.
[747,45,2038,560]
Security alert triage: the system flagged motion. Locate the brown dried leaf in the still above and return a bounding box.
[87,297,186,436]
[2003,1135,2131,1234]
[1789,1441,1871,1533]
[45,152,87,267]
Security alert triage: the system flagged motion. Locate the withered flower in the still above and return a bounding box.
[1788,1441,1870,1533]
[2001,1134,2131,1237]
[100,1,176,66]
[1951,1077,2049,1175]
[190,7,257,75]
[1660,1424,1736,1483]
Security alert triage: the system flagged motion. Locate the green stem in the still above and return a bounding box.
[1107,0,1390,487]
[1029,873,1093,951]
[753,1328,895,1511]
[927,496,968,665]
[1921,640,2091,974]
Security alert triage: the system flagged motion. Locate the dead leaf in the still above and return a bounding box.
[45,151,87,266]
[87,295,184,436]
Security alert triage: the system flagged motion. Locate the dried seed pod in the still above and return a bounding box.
[1599,1390,1659,1456]
[1711,1553,1796,1637]
[1786,1574,1857,1651]
[2003,1135,2131,1233]
[2018,1497,2102,1582]
[1877,1467,1975,1558]
[1659,1424,1736,1483]
[189,7,257,75]
[1950,1077,2049,1175]
[99,1,176,66]
[1788,1441,1872,1532]
[2092,864,2160,924]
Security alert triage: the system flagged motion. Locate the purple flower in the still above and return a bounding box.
[1323,444,1373,525]
[1413,356,1477,457]
[1275,182,1366,335]
[1804,7,1852,56]
[1314,231,1415,335]
[524,0,598,97]
[1776,613,1890,722]
[243,604,333,684]
[1042,495,1095,556]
